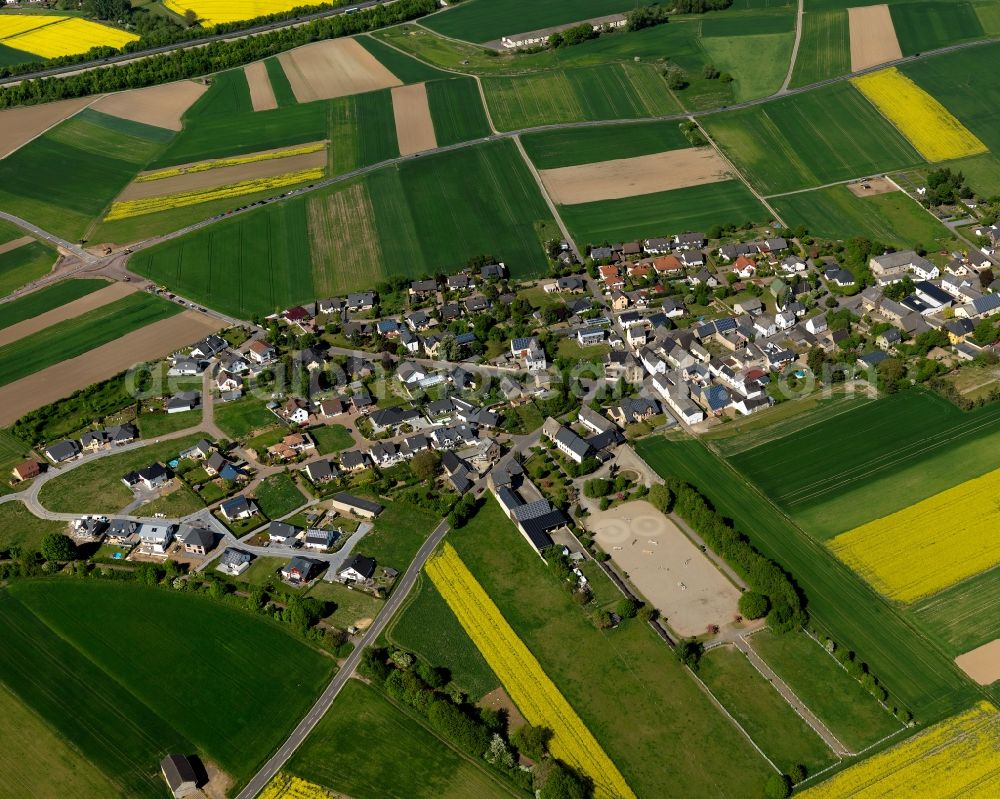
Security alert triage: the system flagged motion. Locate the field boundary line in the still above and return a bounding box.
[778,0,805,94]
[1,94,104,161]
[511,133,580,261]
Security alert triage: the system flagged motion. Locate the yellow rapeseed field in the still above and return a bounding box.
[426,543,637,799]
[829,467,1000,603]
[105,167,324,220]
[137,142,327,183]
[258,772,333,799]
[163,0,306,26]
[1,16,137,59]
[852,68,986,162]
[800,701,1000,798]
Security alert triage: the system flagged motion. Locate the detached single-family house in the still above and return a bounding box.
[303,528,337,550]
[246,339,276,364]
[190,335,227,359]
[268,521,300,545]
[138,463,170,490]
[220,495,258,522]
[281,556,322,585]
[180,526,214,555]
[45,440,80,463]
[217,547,254,576]
[805,314,828,334]
[330,492,383,519]
[12,459,42,482]
[338,554,377,583]
[138,522,175,554]
[166,391,200,414]
[304,459,337,484]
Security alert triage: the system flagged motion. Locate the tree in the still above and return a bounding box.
[539,762,590,799]
[512,723,553,760]
[764,773,792,799]
[410,449,441,482]
[675,639,704,670]
[39,533,75,562]
[738,591,769,620]
[973,318,998,346]
[806,346,826,377]
[617,597,639,619]
[789,764,808,785]
[359,647,391,684]
[876,357,906,394]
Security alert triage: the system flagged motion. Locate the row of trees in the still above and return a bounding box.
[0,0,436,107]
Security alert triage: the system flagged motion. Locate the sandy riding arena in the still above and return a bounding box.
[0,311,220,426]
[0,281,132,348]
[0,97,96,158]
[539,148,730,205]
[849,5,902,72]
[91,81,208,132]
[847,175,897,197]
[244,61,277,112]
[588,500,741,637]
[391,83,437,156]
[278,38,401,103]
[955,639,1000,685]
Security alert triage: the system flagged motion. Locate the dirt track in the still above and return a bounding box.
[954,638,1000,685]
[847,175,897,197]
[117,150,327,201]
[0,280,129,348]
[91,80,207,132]
[0,310,221,426]
[849,5,902,72]
[539,148,731,205]
[0,96,95,158]
[391,83,437,156]
[245,61,277,112]
[278,38,401,103]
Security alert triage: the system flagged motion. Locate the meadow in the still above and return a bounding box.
[311,423,352,454]
[360,500,440,572]
[0,278,107,329]
[0,501,67,552]
[446,500,775,798]
[702,83,922,195]
[0,238,55,297]
[788,9,849,87]
[634,435,977,723]
[909,568,1000,657]
[559,180,768,245]
[771,185,955,249]
[213,397,278,438]
[700,26,795,102]
[255,472,304,519]
[698,645,837,773]
[0,111,168,239]
[521,120,690,169]
[0,292,182,387]
[285,679,518,799]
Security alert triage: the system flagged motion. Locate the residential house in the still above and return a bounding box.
[247,339,276,364]
[268,521,300,545]
[166,391,200,413]
[281,556,322,584]
[340,450,369,471]
[674,232,706,249]
[137,463,170,490]
[410,278,438,298]
[304,528,337,550]
[217,548,254,576]
[339,554,377,583]
[578,405,615,435]
[753,314,777,338]
[805,314,828,334]
[12,459,42,482]
[330,492,383,519]
[304,459,337,484]
[220,496,258,521]
[734,297,763,316]
[607,397,660,427]
[577,327,605,346]
[169,357,201,376]
[732,255,756,279]
[138,522,175,554]
[180,526,214,555]
[652,374,704,425]
[876,328,902,349]
[281,398,310,425]
[346,292,376,312]
[268,432,315,461]
[190,335,227,359]
[106,519,138,546]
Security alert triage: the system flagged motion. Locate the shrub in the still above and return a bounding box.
[738,590,770,620]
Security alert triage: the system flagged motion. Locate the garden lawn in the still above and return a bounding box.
[748,631,903,752]
[635,434,977,723]
[0,293,183,388]
[286,679,518,799]
[521,120,691,169]
[0,501,68,553]
[214,397,280,439]
[909,567,1000,657]
[255,472,305,519]
[38,433,205,514]
[702,82,922,195]
[446,501,774,798]
[137,408,202,438]
[306,579,384,630]
[1,580,335,791]
[698,645,836,774]
[0,278,107,331]
[0,239,56,297]
[362,501,440,572]
[559,180,768,245]
[387,573,500,700]
[311,424,352,454]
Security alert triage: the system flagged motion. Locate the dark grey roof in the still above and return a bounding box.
[268,521,298,539]
[160,755,197,791]
[340,554,376,579]
[495,486,523,510]
[332,493,383,514]
[181,526,214,548]
[520,511,567,551]
[220,547,253,567]
[45,440,79,462]
[511,499,553,522]
[305,459,335,481]
[340,450,368,469]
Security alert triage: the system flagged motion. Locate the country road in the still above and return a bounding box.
[234,517,450,799]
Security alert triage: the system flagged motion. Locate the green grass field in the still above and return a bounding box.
[263,56,297,107]
[0,279,107,330]
[634,435,977,723]
[0,111,167,240]
[748,631,903,752]
[521,119,691,168]
[183,68,253,120]
[311,424,352,454]
[0,238,56,298]
[305,579,384,630]
[356,34,451,82]
[137,408,201,438]
[328,88,399,174]
[286,679,518,799]
[38,433,204,514]
[703,83,923,194]
[387,574,500,700]
[910,567,1000,657]
[361,501,440,572]
[137,481,204,517]
[0,501,68,553]
[482,62,680,131]
[0,293,182,388]
[0,580,335,793]
[447,500,774,798]
[426,77,492,146]
[559,180,769,245]
[255,472,304,519]
[133,139,555,316]
[771,185,956,249]
[701,31,794,101]
[214,397,279,439]
[891,1,985,55]
[788,9,850,87]
[698,645,837,773]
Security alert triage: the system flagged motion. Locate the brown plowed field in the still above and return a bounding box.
[277,38,401,103]
[245,61,277,112]
[954,638,1000,685]
[91,80,208,132]
[0,96,95,158]
[391,82,437,155]
[849,5,902,72]
[0,311,220,426]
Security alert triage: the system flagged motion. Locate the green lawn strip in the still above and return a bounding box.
[305,579,384,630]
[698,645,837,773]
[447,501,774,798]
[908,567,1000,657]
[426,77,492,146]
[386,573,500,700]
[0,681,125,799]
[521,119,691,169]
[0,501,68,553]
[263,56,297,106]
[560,180,768,245]
[214,397,279,439]
[236,556,288,587]
[38,433,205,514]
[8,580,336,787]
[362,501,441,573]
[748,631,903,752]
[0,239,56,297]
[356,34,451,82]
[635,435,977,722]
[254,472,305,519]
[788,9,850,88]
[0,279,108,331]
[286,679,518,799]
[311,424,353,455]
[137,408,202,438]
[890,0,985,55]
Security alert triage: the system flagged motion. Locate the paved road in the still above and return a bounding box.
[0,211,96,263]
[235,517,451,799]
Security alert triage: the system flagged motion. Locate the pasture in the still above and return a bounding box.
[446,501,775,799]
[910,568,1000,658]
[559,180,768,245]
[771,185,955,249]
[286,679,517,799]
[521,120,690,169]
[0,581,335,795]
[634,435,977,723]
[702,83,922,195]
[789,9,850,87]
[698,645,836,773]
